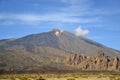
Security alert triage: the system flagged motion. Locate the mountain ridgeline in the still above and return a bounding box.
[0,29,120,73]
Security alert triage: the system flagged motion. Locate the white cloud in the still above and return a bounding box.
[0,0,102,25]
[74,26,89,36]
[0,0,115,26]
[0,13,100,25]
[0,0,119,26]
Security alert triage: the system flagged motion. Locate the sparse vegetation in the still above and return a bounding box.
[37,76,46,80]
[0,72,120,80]
[67,78,76,80]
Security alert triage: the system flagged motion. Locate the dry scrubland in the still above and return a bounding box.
[0,72,120,80]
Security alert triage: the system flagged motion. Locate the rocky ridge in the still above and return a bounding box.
[65,49,120,71]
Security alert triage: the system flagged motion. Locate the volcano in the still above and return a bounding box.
[0,29,120,73]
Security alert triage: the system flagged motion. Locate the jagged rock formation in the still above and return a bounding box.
[65,49,120,71]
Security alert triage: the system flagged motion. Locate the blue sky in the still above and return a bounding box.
[0,0,120,50]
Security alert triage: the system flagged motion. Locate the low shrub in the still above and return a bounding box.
[67,78,76,80]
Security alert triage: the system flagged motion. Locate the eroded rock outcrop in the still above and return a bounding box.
[65,50,120,71]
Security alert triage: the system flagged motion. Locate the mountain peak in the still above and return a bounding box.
[52,28,64,36]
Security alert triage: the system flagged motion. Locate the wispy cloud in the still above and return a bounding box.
[0,0,119,26]
[60,0,120,17]
[74,26,89,36]
[61,0,89,5]
[0,13,101,25]
[0,0,103,26]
